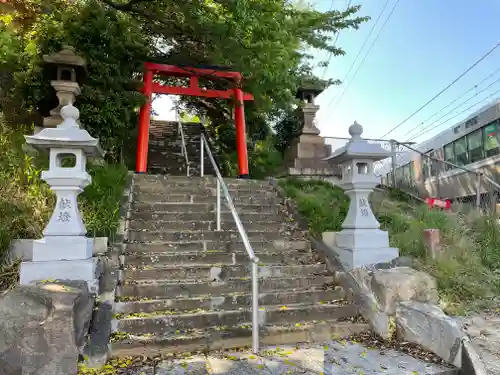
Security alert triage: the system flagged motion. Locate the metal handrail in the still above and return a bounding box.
[177,116,190,177]
[199,134,260,354]
[394,141,481,176]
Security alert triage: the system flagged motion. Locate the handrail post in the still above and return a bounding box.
[216,178,221,231]
[476,173,481,210]
[200,136,204,177]
[251,261,259,354]
[390,140,397,188]
[177,115,190,177]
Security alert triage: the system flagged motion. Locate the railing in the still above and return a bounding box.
[322,136,500,214]
[177,116,190,177]
[199,134,260,354]
[375,140,500,215]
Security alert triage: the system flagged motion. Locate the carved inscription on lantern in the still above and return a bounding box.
[359,197,369,217]
[57,198,72,223]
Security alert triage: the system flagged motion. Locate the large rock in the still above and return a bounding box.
[396,301,465,367]
[336,267,393,339]
[336,266,439,340]
[371,267,438,314]
[0,281,94,375]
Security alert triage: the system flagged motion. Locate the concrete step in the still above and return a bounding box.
[127,229,306,243]
[134,185,276,197]
[130,202,279,214]
[125,239,310,254]
[114,288,345,314]
[114,303,356,335]
[122,264,327,282]
[132,192,279,205]
[129,211,285,223]
[133,182,275,194]
[128,220,285,232]
[117,276,334,299]
[122,249,315,268]
[110,320,369,358]
[134,175,270,188]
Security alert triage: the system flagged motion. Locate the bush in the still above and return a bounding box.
[279,177,500,314]
[220,137,284,180]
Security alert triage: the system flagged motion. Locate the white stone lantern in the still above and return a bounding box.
[324,122,399,270]
[20,104,103,290]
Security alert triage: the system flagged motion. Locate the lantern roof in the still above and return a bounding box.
[43,45,86,68]
[26,104,103,156]
[324,122,390,164]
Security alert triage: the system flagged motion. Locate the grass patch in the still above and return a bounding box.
[279,177,500,314]
[0,119,128,291]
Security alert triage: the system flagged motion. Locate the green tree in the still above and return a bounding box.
[1,0,154,162]
[99,0,368,142]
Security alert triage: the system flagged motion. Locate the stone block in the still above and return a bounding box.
[0,281,94,375]
[32,236,93,261]
[424,228,443,259]
[8,239,34,262]
[322,232,336,248]
[9,237,108,261]
[335,268,392,339]
[396,301,465,367]
[370,267,438,315]
[20,257,99,294]
[334,245,399,271]
[335,228,390,249]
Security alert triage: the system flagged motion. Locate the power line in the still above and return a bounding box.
[405,66,500,139]
[321,0,353,79]
[408,75,500,141]
[326,0,398,109]
[410,87,500,142]
[379,42,500,139]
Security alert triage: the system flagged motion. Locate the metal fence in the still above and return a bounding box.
[322,136,500,216]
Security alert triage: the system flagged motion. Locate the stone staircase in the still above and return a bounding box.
[148,120,215,176]
[110,174,365,357]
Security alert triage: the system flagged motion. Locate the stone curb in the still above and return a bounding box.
[82,171,135,368]
[461,337,488,375]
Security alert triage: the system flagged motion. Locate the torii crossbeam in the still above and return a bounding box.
[136,62,254,178]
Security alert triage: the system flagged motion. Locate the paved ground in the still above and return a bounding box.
[127,340,456,375]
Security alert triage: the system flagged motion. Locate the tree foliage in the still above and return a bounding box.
[100,0,368,136]
[1,0,368,166]
[1,0,152,162]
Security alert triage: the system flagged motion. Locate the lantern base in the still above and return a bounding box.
[335,228,390,249]
[20,257,99,293]
[32,236,93,262]
[334,246,399,271]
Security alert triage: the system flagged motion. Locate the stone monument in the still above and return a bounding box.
[324,121,399,270]
[20,103,103,292]
[285,78,338,177]
[42,45,86,130]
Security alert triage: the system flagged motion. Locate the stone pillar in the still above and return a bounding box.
[324,122,399,270]
[20,104,103,292]
[285,85,338,177]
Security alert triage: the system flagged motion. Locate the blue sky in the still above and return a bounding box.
[313,0,500,141]
[154,0,500,144]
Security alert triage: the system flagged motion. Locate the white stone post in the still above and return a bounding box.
[324,122,399,270]
[20,104,103,291]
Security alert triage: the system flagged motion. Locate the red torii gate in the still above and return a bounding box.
[136,62,254,178]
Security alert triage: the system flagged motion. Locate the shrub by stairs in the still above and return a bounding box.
[148,120,215,176]
[110,174,366,357]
